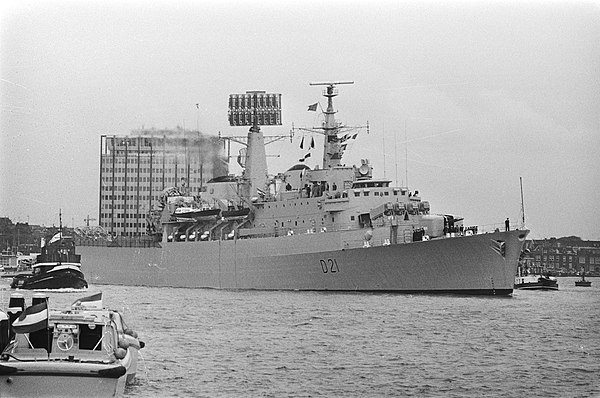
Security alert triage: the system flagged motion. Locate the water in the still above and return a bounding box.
[1,277,598,397]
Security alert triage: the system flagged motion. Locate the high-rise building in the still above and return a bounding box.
[99,128,227,237]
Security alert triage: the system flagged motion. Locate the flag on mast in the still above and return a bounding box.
[307,103,318,111]
[49,232,61,244]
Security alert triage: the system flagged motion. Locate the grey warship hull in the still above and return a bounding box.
[84,82,528,294]
[79,229,528,295]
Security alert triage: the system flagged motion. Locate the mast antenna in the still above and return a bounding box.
[382,119,386,179]
[59,209,63,239]
[520,177,526,228]
[404,120,408,188]
[394,121,398,186]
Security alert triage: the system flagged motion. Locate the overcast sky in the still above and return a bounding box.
[1,0,599,239]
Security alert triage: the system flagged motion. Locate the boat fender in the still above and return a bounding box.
[114,347,127,359]
[124,328,138,339]
[118,332,141,350]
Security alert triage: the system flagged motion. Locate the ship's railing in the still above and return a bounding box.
[76,237,160,248]
[77,222,517,246]
[477,222,516,234]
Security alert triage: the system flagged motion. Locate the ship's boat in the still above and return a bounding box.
[11,229,88,290]
[575,272,592,287]
[78,82,529,295]
[222,208,251,219]
[0,292,144,397]
[514,274,559,290]
[173,206,221,219]
[170,195,222,220]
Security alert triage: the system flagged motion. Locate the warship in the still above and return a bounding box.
[79,82,528,295]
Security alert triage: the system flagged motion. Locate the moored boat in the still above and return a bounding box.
[575,272,592,287]
[0,292,144,397]
[10,227,88,290]
[514,274,558,290]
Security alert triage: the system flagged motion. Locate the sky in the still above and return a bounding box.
[1,0,599,240]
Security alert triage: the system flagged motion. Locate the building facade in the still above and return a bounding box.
[99,128,227,237]
[523,237,600,275]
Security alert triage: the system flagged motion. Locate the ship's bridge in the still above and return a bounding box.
[351,180,392,189]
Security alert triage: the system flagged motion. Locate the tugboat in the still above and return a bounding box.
[575,271,592,287]
[0,292,144,397]
[515,236,558,291]
[515,265,558,290]
[514,274,559,290]
[10,214,88,290]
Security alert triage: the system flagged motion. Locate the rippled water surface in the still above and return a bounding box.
[2,277,598,397]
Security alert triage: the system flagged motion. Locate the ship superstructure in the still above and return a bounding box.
[78,82,529,295]
[159,82,459,246]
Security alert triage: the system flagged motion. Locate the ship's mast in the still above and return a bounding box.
[309,81,354,169]
[59,209,63,239]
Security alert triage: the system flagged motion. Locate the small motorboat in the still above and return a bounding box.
[0,292,144,397]
[10,230,88,290]
[514,274,558,290]
[575,272,592,287]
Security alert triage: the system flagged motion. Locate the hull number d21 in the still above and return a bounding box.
[320,258,340,273]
